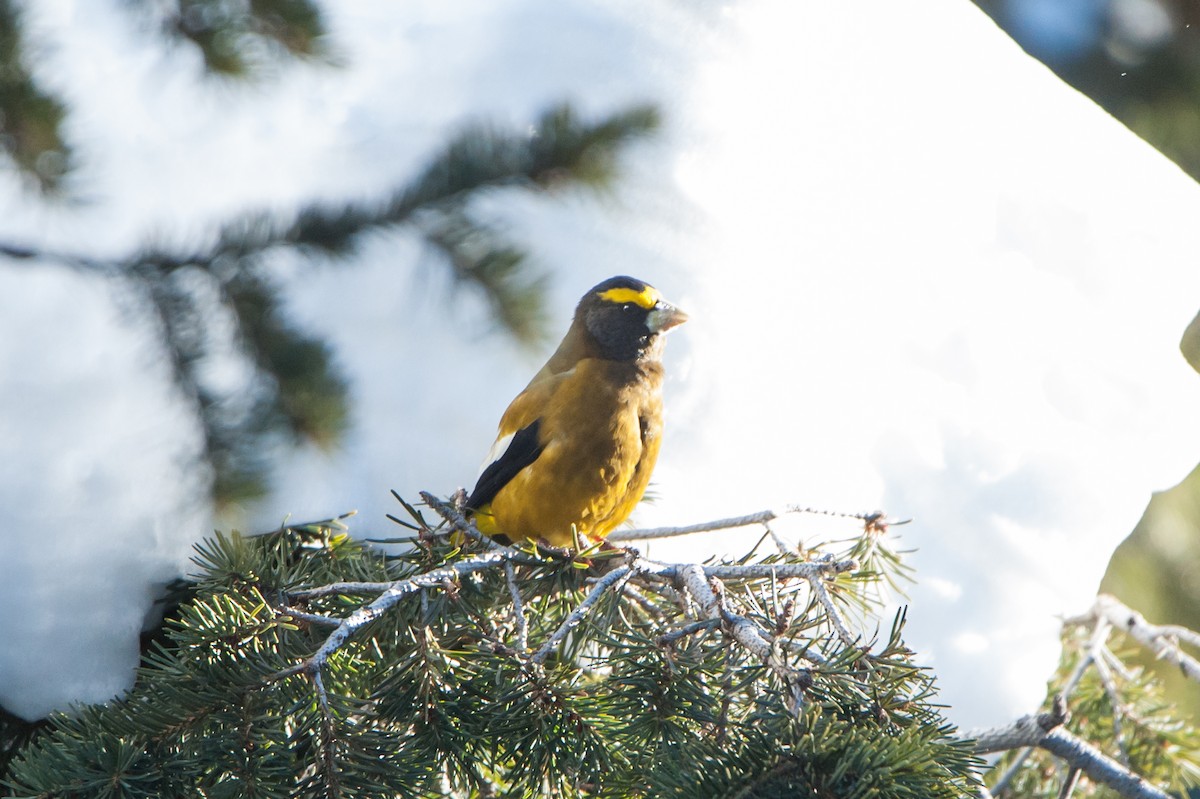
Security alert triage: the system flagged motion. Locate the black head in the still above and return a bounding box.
[577,276,688,362]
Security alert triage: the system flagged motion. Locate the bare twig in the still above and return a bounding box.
[1099,645,1137,683]
[656,618,721,646]
[806,563,858,649]
[311,668,342,798]
[621,582,669,622]
[1091,651,1130,765]
[768,524,803,558]
[420,491,517,553]
[1057,767,1082,799]
[1157,624,1200,651]
[987,748,1030,795]
[503,560,529,652]
[289,580,403,600]
[702,560,859,581]
[608,505,891,542]
[279,607,341,627]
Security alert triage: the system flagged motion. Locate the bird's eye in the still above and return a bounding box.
[622,303,634,312]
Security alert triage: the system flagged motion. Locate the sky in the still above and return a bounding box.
[2,0,1199,731]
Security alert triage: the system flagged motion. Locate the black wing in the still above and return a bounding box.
[466,420,545,510]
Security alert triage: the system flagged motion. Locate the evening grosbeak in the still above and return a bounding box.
[466,276,688,548]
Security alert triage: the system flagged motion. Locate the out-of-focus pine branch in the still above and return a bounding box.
[136,0,332,76]
[0,0,70,193]
[0,0,330,192]
[0,101,660,511]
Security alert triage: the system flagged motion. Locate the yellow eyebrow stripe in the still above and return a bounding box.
[598,286,660,309]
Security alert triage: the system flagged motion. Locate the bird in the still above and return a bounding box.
[465,276,688,548]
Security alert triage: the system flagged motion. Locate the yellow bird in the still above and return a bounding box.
[466,276,688,548]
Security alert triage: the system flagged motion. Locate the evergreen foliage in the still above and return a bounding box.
[987,620,1200,797]
[152,0,331,76]
[4,504,983,798]
[0,0,70,193]
[1,100,659,509]
[0,0,329,193]
[2,0,660,509]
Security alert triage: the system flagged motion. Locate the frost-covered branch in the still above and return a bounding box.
[1069,594,1200,685]
[675,563,813,713]
[503,560,529,652]
[271,549,514,681]
[272,495,863,699]
[968,698,1069,754]
[969,698,1170,799]
[973,593,1199,799]
[1036,730,1167,799]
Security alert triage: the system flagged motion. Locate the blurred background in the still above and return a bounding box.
[975,0,1200,181]
[1,0,1199,742]
[970,0,1200,721]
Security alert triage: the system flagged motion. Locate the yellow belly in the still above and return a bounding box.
[480,362,663,548]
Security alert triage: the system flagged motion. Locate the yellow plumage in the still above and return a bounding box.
[466,276,686,548]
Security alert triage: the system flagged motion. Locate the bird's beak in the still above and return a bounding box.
[647,301,689,333]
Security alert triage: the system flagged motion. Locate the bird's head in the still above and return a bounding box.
[578,276,688,362]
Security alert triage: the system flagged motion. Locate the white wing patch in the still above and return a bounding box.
[477,431,515,478]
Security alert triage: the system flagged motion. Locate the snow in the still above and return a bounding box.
[1,0,1197,729]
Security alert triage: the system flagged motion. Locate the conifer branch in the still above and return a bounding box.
[989,612,1119,795]
[971,692,1174,799]
[974,676,1180,796]
[531,563,636,665]
[277,497,861,692]
[271,550,514,681]
[0,495,1026,797]
[0,102,660,510]
[676,563,812,713]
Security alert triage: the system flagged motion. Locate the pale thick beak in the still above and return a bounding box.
[647,301,689,333]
